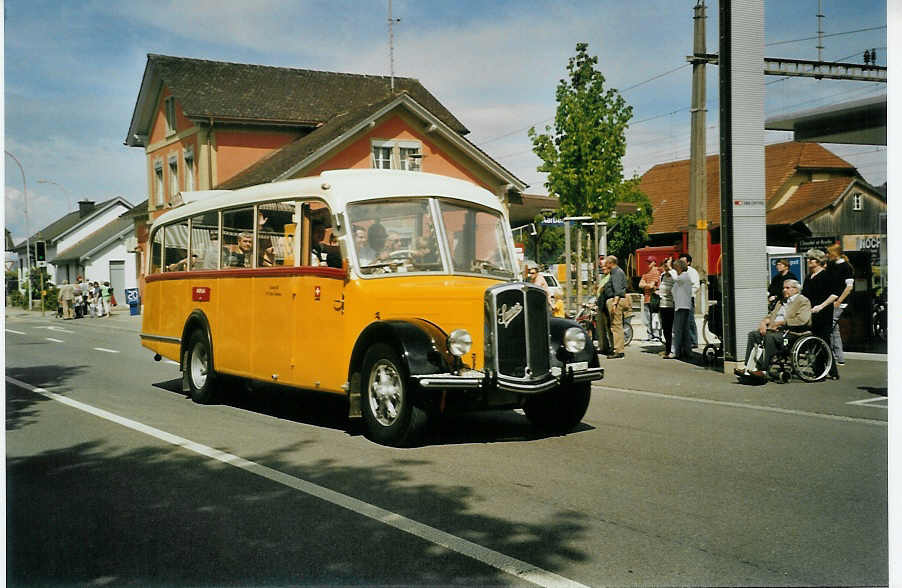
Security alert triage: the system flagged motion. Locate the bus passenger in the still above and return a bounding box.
[223,232,254,267]
[358,223,387,265]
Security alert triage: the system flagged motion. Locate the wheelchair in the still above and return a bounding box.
[766,330,833,383]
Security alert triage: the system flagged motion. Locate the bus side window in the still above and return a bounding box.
[258,201,298,267]
[221,207,255,268]
[191,212,219,270]
[163,220,189,272]
[150,227,163,274]
[304,200,342,268]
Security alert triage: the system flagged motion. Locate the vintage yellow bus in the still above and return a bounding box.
[140,170,602,445]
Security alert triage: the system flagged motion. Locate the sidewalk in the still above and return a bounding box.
[601,315,888,408]
[5,306,143,331]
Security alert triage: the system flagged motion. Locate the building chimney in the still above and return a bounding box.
[78,200,96,218]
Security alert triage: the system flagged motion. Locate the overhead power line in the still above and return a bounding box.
[765,25,886,47]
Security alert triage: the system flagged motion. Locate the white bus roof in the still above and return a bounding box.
[151,170,506,228]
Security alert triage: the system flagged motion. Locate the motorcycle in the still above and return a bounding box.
[574,298,633,349]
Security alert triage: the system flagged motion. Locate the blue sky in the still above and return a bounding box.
[3,0,888,243]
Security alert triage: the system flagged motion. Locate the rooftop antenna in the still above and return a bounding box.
[816,0,825,62]
[388,0,401,93]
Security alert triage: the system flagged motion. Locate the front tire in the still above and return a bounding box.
[523,382,591,434]
[361,343,426,446]
[186,330,217,404]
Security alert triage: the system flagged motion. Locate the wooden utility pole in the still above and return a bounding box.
[688,1,712,307]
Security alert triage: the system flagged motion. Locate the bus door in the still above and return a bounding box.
[293,202,346,393]
[251,201,302,383]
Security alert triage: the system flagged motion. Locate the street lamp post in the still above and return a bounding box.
[37,179,72,212]
[5,150,32,310]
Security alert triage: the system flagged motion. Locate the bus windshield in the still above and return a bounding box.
[346,198,514,278]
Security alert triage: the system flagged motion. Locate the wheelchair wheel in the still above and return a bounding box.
[791,335,832,382]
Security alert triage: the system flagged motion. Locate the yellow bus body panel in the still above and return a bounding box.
[141,272,503,395]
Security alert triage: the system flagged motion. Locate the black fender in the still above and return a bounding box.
[349,319,456,385]
[550,317,600,368]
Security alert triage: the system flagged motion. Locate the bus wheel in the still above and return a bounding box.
[361,343,425,447]
[523,382,591,434]
[186,330,217,404]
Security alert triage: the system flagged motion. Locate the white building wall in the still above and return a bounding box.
[83,238,137,302]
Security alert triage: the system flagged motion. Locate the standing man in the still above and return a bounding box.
[638,256,661,340]
[665,258,694,360]
[602,255,629,359]
[679,253,700,348]
[58,280,74,320]
[767,258,798,309]
[595,259,613,355]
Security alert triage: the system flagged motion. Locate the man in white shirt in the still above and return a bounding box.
[679,253,700,347]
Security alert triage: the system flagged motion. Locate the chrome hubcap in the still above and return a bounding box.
[368,360,403,427]
[190,342,209,390]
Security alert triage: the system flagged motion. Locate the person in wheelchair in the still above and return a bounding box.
[734,279,810,379]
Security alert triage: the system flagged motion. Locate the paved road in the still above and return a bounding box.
[5,311,888,586]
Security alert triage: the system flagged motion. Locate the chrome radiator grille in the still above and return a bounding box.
[485,284,550,380]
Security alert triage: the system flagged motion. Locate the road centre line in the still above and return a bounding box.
[5,329,26,335]
[46,337,64,343]
[5,375,587,588]
[593,384,887,427]
[93,347,120,353]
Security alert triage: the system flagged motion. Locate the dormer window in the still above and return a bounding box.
[852,193,863,211]
[164,96,177,136]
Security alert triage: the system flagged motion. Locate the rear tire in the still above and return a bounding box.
[792,335,832,382]
[361,343,426,447]
[523,382,591,434]
[186,330,217,404]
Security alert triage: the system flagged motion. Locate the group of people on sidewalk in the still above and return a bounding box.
[736,246,852,382]
[636,253,701,361]
[58,277,116,320]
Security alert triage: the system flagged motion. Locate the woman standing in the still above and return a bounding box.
[801,249,839,379]
[664,258,693,360]
[657,257,676,357]
[826,244,854,366]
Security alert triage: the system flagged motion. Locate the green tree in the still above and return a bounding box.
[529,42,652,241]
[606,177,653,272]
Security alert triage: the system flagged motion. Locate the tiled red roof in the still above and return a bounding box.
[639,142,856,234]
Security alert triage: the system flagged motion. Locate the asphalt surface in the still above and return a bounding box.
[5,308,889,586]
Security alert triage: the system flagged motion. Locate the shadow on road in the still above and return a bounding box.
[5,364,89,431]
[153,376,595,447]
[7,438,589,585]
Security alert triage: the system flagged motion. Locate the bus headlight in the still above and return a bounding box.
[447,329,473,357]
[563,327,587,353]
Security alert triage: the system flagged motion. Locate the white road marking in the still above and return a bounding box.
[93,347,120,354]
[45,338,64,343]
[37,325,74,334]
[5,329,26,335]
[593,384,888,427]
[847,397,888,408]
[5,375,587,588]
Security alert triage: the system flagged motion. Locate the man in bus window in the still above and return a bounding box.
[358,222,387,265]
[223,232,254,267]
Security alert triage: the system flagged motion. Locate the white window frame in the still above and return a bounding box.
[371,140,394,169]
[852,192,863,211]
[371,139,423,171]
[164,96,177,136]
[154,160,164,208]
[399,140,422,172]
[168,155,179,203]
[184,147,195,191]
